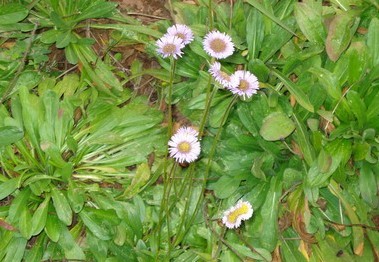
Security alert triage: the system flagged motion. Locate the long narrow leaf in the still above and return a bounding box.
[245,0,297,36]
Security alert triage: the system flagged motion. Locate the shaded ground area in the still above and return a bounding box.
[116,0,171,19]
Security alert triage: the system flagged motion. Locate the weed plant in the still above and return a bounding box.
[0,0,379,261]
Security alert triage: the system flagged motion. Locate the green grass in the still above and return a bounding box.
[0,0,378,261]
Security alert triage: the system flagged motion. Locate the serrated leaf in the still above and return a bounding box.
[260,112,295,141]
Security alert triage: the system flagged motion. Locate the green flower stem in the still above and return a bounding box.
[156,57,176,256]
[155,162,176,256]
[208,0,214,30]
[199,76,217,137]
[175,95,238,245]
[167,57,176,139]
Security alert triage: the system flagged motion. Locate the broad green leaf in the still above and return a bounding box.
[32,196,50,236]
[0,178,19,200]
[19,206,33,239]
[359,163,378,208]
[57,227,86,260]
[211,175,240,199]
[281,229,307,262]
[79,208,112,240]
[74,2,117,22]
[40,142,67,168]
[209,96,234,128]
[7,188,31,223]
[90,24,161,39]
[122,163,150,198]
[56,30,73,49]
[245,0,296,35]
[0,126,24,147]
[246,8,264,59]
[259,177,282,251]
[367,18,379,66]
[260,18,295,62]
[3,237,27,262]
[0,3,28,25]
[294,1,326,44]
[308,67,340,101]
[24,234,45,261]
[260,112,295,141]
[271,69,314,112]
[19,86,42,149]
[51,187,72,226]
[346,91,366,129]
[86,231,108,261]
[325,11,359,62]
[45,213,62,242]
[236,102,259,136]
[328,180,364,255]
[67,182,84,213]
[40,30,60,44]
[293,113,316,165]
[14,71,41,92]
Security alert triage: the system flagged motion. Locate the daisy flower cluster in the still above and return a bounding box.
[203,30,260,99]
[156,24,194,59]
[222,200,253,229]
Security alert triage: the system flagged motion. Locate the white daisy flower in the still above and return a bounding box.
[156,35,185,59]
[168,127,201,163]
[228,70,259,99]
[208,61,238,88]
[222,200,253,229]
[203,31,234,59]
[165,24,194,45]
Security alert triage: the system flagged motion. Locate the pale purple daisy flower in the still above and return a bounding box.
[168,127,201,163]
[222,200,253,229]
[203,31,234,59]
[228,70,259,99]
[209,62,238,88]
[156,35,185,59]
[165,24,194,45]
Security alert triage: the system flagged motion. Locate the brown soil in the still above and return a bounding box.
[115,0,171,21]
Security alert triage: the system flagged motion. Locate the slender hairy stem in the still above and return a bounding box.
[156,57,176,256]
[176,95,238,245]
[208,0,214,30]
[167,58,176,138]
[199,76,216,137]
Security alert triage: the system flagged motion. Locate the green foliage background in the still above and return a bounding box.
[0,0,378,261]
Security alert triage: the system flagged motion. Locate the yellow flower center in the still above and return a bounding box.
[178,141,191,153]
[210,38,226,53]
[227,203,249,224]
[238,79,249,91]
[176,33,186,41]
[163,43,176,54]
